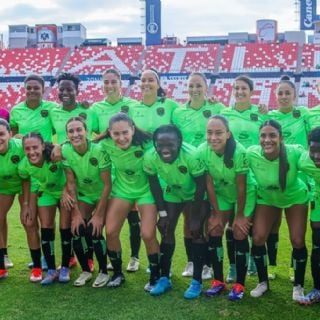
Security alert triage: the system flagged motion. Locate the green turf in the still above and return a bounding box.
[1,201,319,320]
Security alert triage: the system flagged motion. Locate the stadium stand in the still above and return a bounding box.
[301,44,320,72]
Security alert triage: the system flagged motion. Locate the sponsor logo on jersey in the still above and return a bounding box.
[134,150,144,158]
[78,112,87,120]
[156,107,165,116]
[90,157,98,166]
[283,131,292,138]
[2,175,12,180]
[202,110,211,118]
[49,164,58,172]
[121,106,129,113]
[46,183,56,189]
[238,132,249,140]
[11,155,20,164]
[125,170,135,175]
[178,165,188,174]
[293,109,301,118]
[250,113,258,121]
[83,178,93,184]
[41,110,49,117]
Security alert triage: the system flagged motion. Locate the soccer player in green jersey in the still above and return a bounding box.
[267,76,311,281]
[297,127,320,305]
[0,119,25,279]
[20,133,72,284]
[92,69,142,273]
[247,120,309,301]
[98,113,160,290]
[309,82,320,129]
[172,72,225,280]
[199,115,256,300]
[50,73,98,144]
[143,125,207,298]
[62,117,111,287]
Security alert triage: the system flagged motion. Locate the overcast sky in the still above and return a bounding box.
[0,0,315,45]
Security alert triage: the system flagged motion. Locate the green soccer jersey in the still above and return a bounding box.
[10,100,58,142]
[172,101,225,147]
[50,103,98,144]
[18,157,66,197]
[99,138,152,199]
[128,98,179,133]
[0,138,24,194]
[91,97,139,133]
[247,144,309,208]
[143,143,205,202]
[309,105,320,130]
[221,104,266,148]
[62,141,111,201]
[268,106,310,149]
[197,141,255,204]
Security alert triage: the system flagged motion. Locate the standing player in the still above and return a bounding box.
[99,113,160,290]
[0,119,25,279]
[198,115,256,300]
[247,120,309,301]
[92,68,141,272]
[143,124,207,298]
[19,133,72,284]
[62,117,111,287]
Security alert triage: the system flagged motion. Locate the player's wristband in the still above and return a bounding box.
[159,210,168,218]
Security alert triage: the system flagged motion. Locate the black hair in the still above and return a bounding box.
[234,75,254,92]
[308,126,320,145]
[102,68,121,80]
[0,118,10,131]
[22,132,54,162]
[56,72,81,90]
[277,75,296,96]
[24,74,45,89]
[143,68,167,102]
[95,112,152,147]
[260,119,288,191]
[66,116,87,131]
[208,115,236,168]
[153,124,183,152]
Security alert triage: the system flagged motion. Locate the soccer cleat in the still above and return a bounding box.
[27,256,48,271]
[297,288,320,305]
[107,273,125,288]
[58,267,70,283]
[250,281,269,298]
[88,259,94,273]
[289,267,294,283]
[107,263,114,271]
[92,272,109,288]
[41,269,59,285]
[229,283,245,301]
[247,257,257,276]
[126,257,140,272]
[30,268,42,282]
[73,271,92,287]
[0,269,8,279]
[150,276,172,296]
[293,285,304,301]
[144,281,155,292]
[4,255,13,268]
[68,256,77,269]
[205,279,226,297]
[268,265,277,280]
[226,264,236,283]
[181,262,194,277]
[202,265,213,280]
[184,279,203,299]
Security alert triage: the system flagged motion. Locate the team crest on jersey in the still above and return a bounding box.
[250,113,258,121]
[89,157,98,166]
[293,110,301,118]
[134,150,143,158]
[202,110,211,118]
[178,165,188,174]
[49,164,58,172]
[41,110,49,117]
[83,178,93,184]
[11,155,20,164]
[125,170,135,175]
[156,107,165,116]
[78,112,87,120]
[121,106,129,113]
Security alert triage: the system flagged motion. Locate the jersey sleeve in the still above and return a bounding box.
[188,153,205,177]
[61,144,71,168]
[18,158,30,180]
[234,145,249,175]
[143,149,157,176]
[96,145,111,171]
